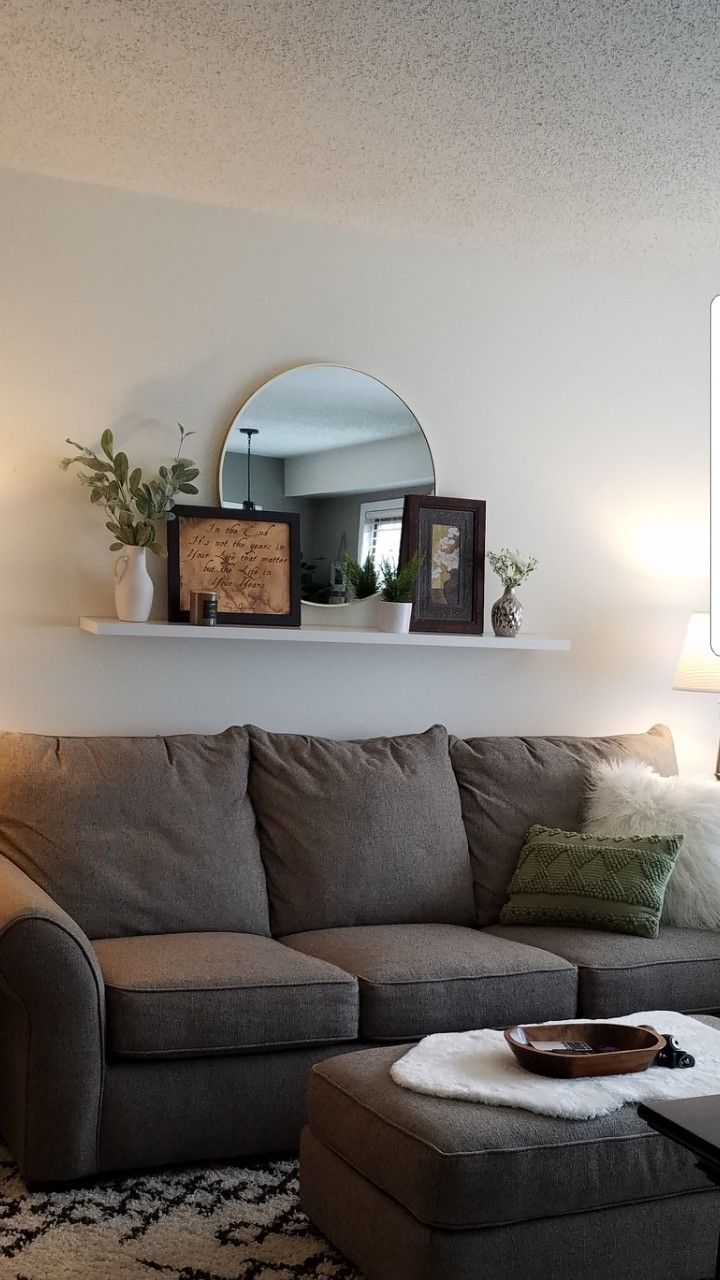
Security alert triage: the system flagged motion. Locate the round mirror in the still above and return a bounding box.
[219,365,435,604]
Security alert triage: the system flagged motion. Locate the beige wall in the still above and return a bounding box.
[0,169,714,769]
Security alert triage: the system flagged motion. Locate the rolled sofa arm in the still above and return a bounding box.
[0,853,105,1182]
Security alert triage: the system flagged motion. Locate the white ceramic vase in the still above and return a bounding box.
[378,600,413,634]
[114,546,154,622]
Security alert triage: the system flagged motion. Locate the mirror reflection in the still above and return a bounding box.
[219,365,435,603]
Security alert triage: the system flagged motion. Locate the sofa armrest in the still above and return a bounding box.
[0,853,105,1182]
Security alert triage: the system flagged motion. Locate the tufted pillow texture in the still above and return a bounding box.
[585,758,720,930]
[499,824,683,938]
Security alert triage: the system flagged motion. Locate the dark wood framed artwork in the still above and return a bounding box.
[399,495,486,634]
[167,505,301,626]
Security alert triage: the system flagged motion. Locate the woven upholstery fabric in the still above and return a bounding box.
[450,724,678,926]
[248,724,474,936]
[486,923,720,1017]
[282,923,576,1040]
[93,933,359,1058]
[304,1036,717,1230]
[99,1044,362,1173]
[500,825,682,938]
[301,1130,719,1280]
[0,727,270,939]
[0,852,105,1183]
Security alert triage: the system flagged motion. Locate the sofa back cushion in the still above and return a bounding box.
[248,724,474,935]
[450,724,678,926]
[0,727,270,939]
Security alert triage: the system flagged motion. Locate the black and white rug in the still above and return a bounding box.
[0,1149,362,1280]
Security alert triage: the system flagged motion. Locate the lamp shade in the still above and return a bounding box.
[673,613,720,692]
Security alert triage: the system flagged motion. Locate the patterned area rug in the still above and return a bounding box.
[0,1149,362,1280]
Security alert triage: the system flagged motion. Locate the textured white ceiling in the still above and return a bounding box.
[2,0,719,266]
[226,366,422,456]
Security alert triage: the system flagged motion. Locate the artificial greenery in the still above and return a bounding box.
[343,552,380,599]
[487,547,538,590]
[379,553,424,603]
[61,424,199,555]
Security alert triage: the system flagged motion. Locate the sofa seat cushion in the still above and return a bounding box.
[305,1035,717,1229]
[248,725,474,936]
[281,924,577,1040]
[486,924,720,1017]
[93,933,359,1058]
[450,725,678,927]
[0,727,270,939]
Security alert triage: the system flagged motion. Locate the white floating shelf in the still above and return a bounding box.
[79,618,571,651]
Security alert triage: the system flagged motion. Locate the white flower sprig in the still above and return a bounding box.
[487,548,538,590]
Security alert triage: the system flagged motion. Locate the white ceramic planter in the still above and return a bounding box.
[301,593,381,629]
[114,546,154,622]
[378,600,413,633]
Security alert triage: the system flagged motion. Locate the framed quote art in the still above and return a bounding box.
[167,505,301,626]
[399,495,486,634]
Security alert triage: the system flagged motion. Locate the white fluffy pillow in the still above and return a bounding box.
[585,759,720,930]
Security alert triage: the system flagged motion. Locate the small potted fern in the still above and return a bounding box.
[378,554,424,633]
[343,553,380,600]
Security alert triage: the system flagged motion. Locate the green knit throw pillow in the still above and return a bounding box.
[500,825,683,938]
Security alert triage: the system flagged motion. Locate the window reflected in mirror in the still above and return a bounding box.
[219,365,434,604]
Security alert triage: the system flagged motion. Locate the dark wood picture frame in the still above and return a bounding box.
[167,505,301,626]
[399,495,486,634]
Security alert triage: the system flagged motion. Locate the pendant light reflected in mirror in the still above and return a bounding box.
[240,427,259,511]
[219,365,435,605]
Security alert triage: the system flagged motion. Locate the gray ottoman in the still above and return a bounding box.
[300,1039,720,1280]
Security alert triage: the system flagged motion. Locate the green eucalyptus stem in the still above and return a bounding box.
[61,423,199,556]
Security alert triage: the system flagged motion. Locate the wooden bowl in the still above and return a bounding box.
[504,1022,665,1078]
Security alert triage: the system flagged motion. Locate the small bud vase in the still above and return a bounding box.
[491,586,523,637]
[114,546,154,622]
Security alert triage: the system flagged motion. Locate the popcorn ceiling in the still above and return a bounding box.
[1,0,718,267]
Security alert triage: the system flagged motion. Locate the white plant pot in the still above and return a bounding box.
[114,546,154,622]
[378,600,413,633]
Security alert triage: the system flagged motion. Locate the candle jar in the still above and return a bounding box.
[189,591,218,626]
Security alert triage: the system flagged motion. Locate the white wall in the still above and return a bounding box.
[0,169,715,770]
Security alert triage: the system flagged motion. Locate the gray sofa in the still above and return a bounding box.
[0,720,716,1184]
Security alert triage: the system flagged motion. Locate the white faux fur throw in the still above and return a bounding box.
[390,1012,720,1119]
[585,758,720,929]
